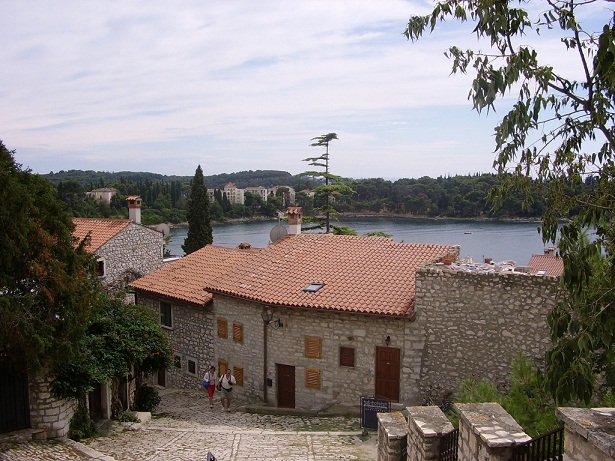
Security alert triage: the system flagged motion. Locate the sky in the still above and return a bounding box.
[1,1,611,180]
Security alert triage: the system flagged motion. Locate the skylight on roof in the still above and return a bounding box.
[303,282,324,293]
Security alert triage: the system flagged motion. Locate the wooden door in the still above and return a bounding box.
[0,361,30,433]
[157,368,166,387]
[276,364,295,408]
[88,383,104,420]
[375,346,400,402]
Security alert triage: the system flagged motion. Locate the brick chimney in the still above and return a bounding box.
[544,247,556,256]
[126,195,142,224]
[286,206,302,235]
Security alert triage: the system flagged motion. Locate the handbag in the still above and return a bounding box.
[217,381,222,391]
[202,381,209,389]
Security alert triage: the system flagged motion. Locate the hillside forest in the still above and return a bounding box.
[43,169,590,225]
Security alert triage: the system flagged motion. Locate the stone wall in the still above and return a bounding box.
[415,266,559,398]
[99,223,163,292]
[138,294,214,389]
[377,412,407,461]
[406,406,455,461]
[28,372,76,438]
[213,295,425,409]
[557,407,615,461]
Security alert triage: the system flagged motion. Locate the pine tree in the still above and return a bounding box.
[182,165,213,255]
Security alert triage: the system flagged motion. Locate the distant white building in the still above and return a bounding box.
[86,187,117,204]
[245,186,268,202]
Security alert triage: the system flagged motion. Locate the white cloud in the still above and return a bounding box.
[0,0,610,179]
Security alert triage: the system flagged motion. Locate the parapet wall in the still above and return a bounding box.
[415,266,559,397]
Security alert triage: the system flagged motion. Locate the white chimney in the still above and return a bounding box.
[127,195,142,224]
[286,206,302,235]
[544,247,556,256]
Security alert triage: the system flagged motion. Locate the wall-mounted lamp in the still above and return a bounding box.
[261,306,283,329]
[385,335,391,347]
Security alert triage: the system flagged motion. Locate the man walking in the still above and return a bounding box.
[218,368,236,412]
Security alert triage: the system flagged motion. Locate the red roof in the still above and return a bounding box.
[527,254,564,277]
[130,234,453,316]
[72,218,131,252]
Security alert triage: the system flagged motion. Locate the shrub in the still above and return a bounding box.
[68,405,95,441]
[134,384,161,412]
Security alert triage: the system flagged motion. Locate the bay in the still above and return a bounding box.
[166,217,551,265]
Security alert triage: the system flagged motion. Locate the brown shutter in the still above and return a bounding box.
[233,366,244,386]
[305,336,322,358]
[339,346,355,367]
[305,368,321,389]
[232,322,243,343]
[217,319,228,338]
[218,359,228,375]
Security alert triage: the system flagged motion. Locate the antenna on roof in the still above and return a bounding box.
[270,225,288,243]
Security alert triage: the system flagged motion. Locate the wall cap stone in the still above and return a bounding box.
[557,407,615,457]
[406,405,455,437]
[455,402,531,447]
[377,411,407,439]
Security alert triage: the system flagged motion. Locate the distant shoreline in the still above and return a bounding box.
[168,212,543,228]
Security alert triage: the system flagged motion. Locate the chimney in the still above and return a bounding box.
[544,247,556,256]
[286,206,302,235]
[126,195,142,224]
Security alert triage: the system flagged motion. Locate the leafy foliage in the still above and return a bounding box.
[406,1,615,403]
[51,295,172,405]
[0,141,100,372]
[134,384,162,412]
[182,165,213,254]
[457,355,557,437]
[68,404,96,441]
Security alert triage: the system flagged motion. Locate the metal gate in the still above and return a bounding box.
[511,426,564,461]
[439,428,459,461]
[0,360,31,433]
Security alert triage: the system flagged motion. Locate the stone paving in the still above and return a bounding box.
[0,388,377,460]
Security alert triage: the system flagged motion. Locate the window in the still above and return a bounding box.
[187,359,196,375]
[96,259,106,277]
[217,319,228,338]
[160,301,172,328]
[233,366,244,386]
[305,368,321,389]
[232,322,243,343]
[339,347,355,367]
[173,355,182,369]
[305,336,322,358]
[303,282,324,293]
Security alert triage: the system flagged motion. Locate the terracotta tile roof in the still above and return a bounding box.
[72,218,132,252]
[131,234,453,316]
[527,254,564,277]
[130,245,253,306]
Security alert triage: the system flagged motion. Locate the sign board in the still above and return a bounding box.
[360,396,391,429]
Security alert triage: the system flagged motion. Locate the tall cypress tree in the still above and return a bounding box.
[182,165,213,255]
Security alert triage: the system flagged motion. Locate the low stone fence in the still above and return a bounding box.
[377,403,615,461]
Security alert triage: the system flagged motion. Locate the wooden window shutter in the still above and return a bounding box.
[305,336,322,358]
[217,318,228,338]
[339,346,355,367]
[233,366,244,386]
[232,322,243,343]
[305,367,321,389]
[218,359,228,375]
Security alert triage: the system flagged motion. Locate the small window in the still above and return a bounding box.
[305,336,322,358]
[160,301,172,328]
[233,323,243,343]
[340,347,355,367]
[96,259,105,277]
[306,368,321,389]
[233,366,244,386]
[217,319,228,338]
[173,355,181,369]
[303,282,324,293]
[187,359,196,375]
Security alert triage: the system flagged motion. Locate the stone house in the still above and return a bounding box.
[72,197,163,293]
[130,209,560,411]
